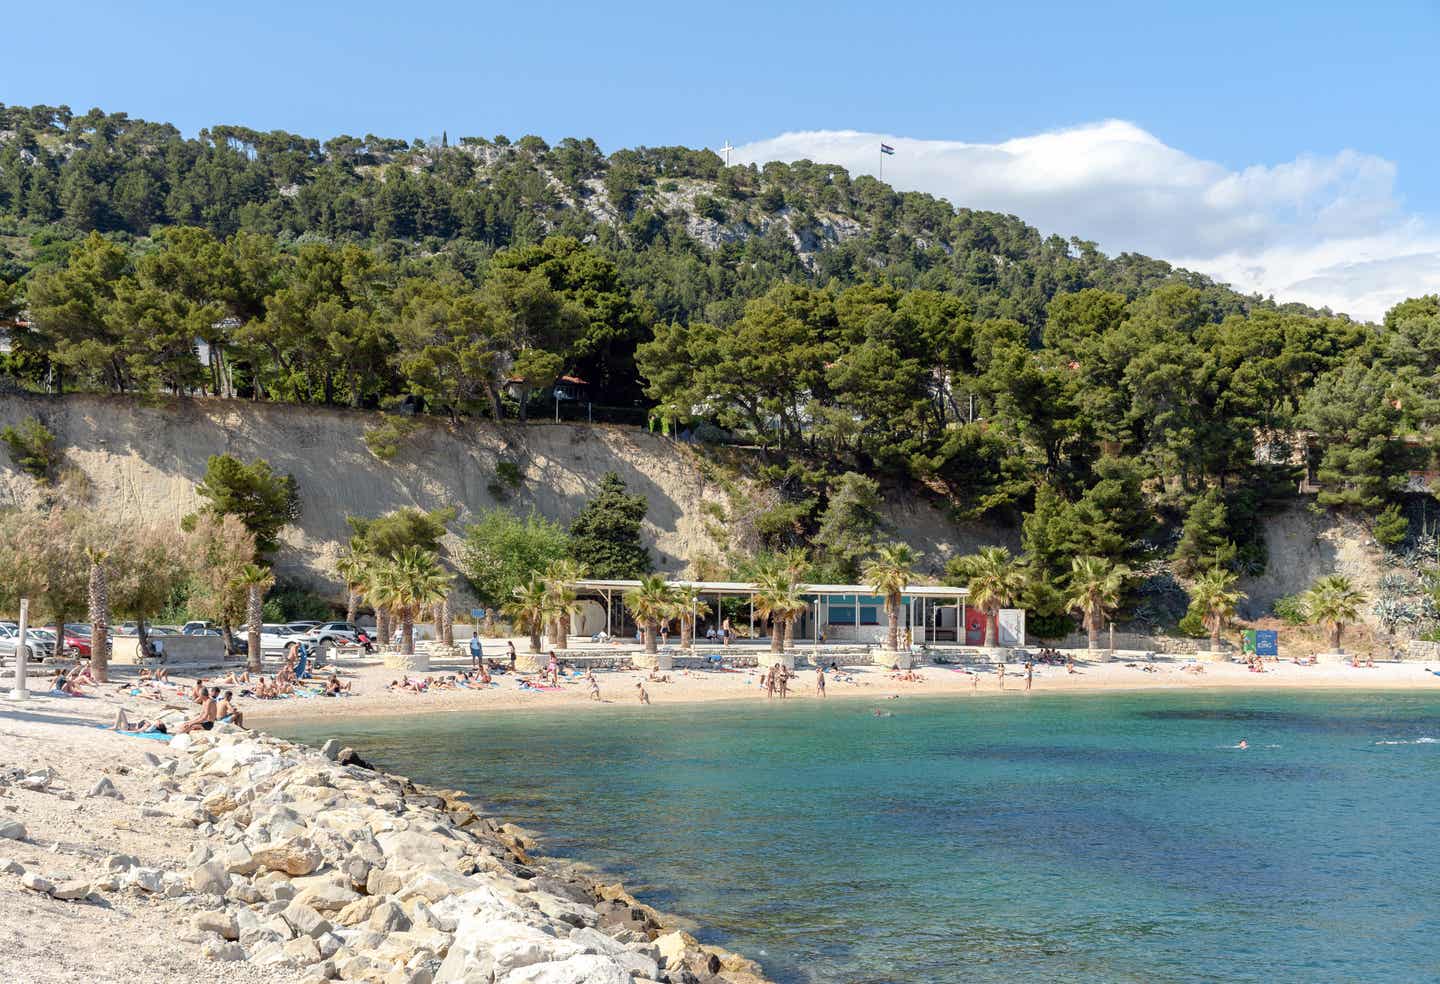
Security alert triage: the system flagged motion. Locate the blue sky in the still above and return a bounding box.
[6,1,1440,317]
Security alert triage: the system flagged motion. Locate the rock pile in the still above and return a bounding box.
[11,725,770,984]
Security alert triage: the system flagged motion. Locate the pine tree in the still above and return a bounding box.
[1172,489,1235,577]
[567,472,650,578]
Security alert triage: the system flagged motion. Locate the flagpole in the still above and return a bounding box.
[879,146,883,183]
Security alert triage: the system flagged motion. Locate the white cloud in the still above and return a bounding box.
[735,122,1440,321]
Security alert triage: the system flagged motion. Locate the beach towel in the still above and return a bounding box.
[94,724,172,742]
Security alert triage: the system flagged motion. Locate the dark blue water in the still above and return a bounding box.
[275,691,1440,983]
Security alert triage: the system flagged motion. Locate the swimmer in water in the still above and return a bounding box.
[1237,738,1249,749]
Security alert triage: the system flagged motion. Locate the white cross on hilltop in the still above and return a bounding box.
[720,141,734,165]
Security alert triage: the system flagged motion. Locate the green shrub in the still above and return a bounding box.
[487,460,524,499]
[1177,608,1209,638]
[1272,594,1308,625]
[1025,612,1074,640]
[0,415,59,482]
[265,580,334,621]
[1374,504,1409,548]
[363,415,421,461]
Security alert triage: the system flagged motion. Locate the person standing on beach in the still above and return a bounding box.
[1025,661,1033,693]
[998,662,1005,690]
[722,618,732,646]
[506,641,517,671]
[764,664,776,699]
[470,632,483,669]
[971,669,979,692]
[816,665,827,697]
[636,681,651,704]
[778,666,789,699]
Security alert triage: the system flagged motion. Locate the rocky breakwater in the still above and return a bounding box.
[6,729,770,984]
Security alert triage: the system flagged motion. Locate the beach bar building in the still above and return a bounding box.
[569,579,1017,650]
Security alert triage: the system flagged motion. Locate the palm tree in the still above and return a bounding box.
[752,570,795,655]
[370,547,453,656]
[334,545,370,627]
[1065,555,1129,653]
[864,543,917,652]
[361,563,392,648]
[671,586,712,650]
[955,546,1027,648]
[780,584,808,651]
[1303,574,1366,652]
[624,575,675,655]
[85,545,111,682]
[235,564,275,672]
[504,575,552,653]
[1191,566,1245,654]
[542,559,586,645]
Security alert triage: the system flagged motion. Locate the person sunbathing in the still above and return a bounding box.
[218,670,251,685]
[139,667,170,682]
[216,691,245,729]
[112,708,170,734]
[49,669,84,696]
[647,669,671,683]
[67,664,98,686]
[322,673,351,696]
[189,678,208,703]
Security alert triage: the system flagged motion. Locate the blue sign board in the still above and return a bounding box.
[1254,629,1278,656]
[471,608,486,619]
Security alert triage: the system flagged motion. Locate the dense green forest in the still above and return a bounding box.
[3,102,1439,633]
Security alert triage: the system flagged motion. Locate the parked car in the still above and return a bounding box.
[237,623,309,656]
[114,622,175,638]
[181,620,217,635]
[303,621,363,646]
[62,630,92,657]
[0,622,53,661]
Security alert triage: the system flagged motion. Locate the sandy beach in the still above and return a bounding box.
[236,642,1440,726]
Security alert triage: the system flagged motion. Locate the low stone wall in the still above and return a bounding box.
[381,650,431,673]
[1045,632,1202,655]
[1405,640,1440,661]
[111,635,226,666]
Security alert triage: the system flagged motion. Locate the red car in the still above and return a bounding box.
[63,631,91,657]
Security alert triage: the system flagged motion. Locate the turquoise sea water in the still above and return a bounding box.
[275,691,1440,983]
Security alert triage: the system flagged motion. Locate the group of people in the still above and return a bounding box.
[112,679,245,736]
[49,663,97,696]
[469,633,518,672]
[760,662,795,698]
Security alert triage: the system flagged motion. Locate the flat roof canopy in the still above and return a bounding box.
[571,578,968,599]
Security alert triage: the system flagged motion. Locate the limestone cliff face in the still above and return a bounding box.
[0,394,728,594]
[0,394,990,597]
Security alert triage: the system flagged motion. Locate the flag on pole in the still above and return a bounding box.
[880,143,896,155]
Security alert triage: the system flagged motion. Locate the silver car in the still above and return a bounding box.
[0,622,54,661]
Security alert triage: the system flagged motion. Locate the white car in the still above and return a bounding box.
[302,621,364,646]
